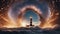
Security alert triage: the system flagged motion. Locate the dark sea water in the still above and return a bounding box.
[0,27,60,34]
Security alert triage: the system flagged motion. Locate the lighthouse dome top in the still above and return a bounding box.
[30,16,32,18]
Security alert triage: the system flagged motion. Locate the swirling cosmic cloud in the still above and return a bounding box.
[8,0,50,24]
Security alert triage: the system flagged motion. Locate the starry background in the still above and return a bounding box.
[0,0,60,26]
[0,0,60,24]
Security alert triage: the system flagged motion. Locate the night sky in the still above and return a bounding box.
[0,0,60,27]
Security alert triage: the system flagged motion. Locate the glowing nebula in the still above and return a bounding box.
[17,5,42,27]
[0,0,59,29]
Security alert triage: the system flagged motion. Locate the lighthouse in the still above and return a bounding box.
[26,16,34,27]
[30,16,33,26]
